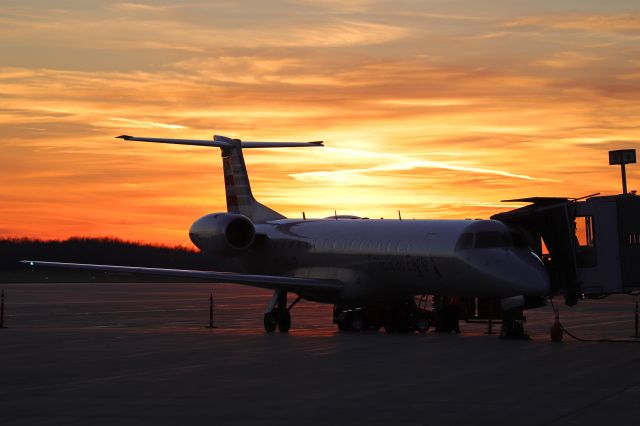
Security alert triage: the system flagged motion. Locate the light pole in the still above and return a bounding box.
[609,149,636,194]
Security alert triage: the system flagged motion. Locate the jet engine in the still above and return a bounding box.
[189,213,255,255]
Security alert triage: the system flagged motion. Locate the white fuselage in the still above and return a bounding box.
[233,218,549,304]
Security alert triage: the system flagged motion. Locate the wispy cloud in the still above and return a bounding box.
[290,158,559,183]
[536,51,603,69]
[1,2,639,243]
[107,118,188,130]
[505,14,640,34]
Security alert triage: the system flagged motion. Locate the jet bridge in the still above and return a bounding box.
[492,193,640,305]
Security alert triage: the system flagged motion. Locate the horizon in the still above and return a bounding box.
[0,235,197,250]
[2,1,639,245]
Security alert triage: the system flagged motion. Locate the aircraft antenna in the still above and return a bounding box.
[398,210,402,221]
[302,212,306,220]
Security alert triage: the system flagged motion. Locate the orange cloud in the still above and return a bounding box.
[505,14,640,34]
[1,3,639,244]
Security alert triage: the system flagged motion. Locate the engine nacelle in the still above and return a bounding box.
[189,213,255,255]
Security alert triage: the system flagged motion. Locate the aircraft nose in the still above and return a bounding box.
[503,251,550,296]
[468,250,550,297]
[515,261,550,296]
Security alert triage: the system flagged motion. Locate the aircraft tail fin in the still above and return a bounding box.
[117,134,323,223]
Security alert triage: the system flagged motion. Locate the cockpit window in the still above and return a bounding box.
[455,232,474,251]
[509,232,529,249]
[475,231,511,248]
[457,230,530,251]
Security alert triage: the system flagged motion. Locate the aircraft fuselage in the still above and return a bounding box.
[200,217,550,304]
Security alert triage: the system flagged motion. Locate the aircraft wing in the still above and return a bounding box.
[20,260,343,295]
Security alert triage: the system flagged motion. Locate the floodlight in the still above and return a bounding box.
[609,149,637,194]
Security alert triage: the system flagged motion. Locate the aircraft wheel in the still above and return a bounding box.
[277,309,291,333]
[264,312,277,333]
[350,313,365,331]
[383,311,395,334]
[336,320,348,331]
[414,315,430,333]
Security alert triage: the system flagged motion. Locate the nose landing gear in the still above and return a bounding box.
[499,308,529,340]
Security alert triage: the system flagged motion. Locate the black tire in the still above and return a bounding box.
[264,312,277,333]
[336,318,348,331]
[383,319,395,334]
[414,314,430,333]
[277,309,291,333]
[350,313,366,332]
[383,310,395,334]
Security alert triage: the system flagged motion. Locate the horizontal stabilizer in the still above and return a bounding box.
[21,260,343,295]
[117,135,323,149]
[116,135,231,148]
[241,141,323,148]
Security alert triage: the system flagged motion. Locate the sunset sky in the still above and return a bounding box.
[2,0,639,245]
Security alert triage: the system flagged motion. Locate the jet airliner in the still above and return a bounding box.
[24,135,550,336]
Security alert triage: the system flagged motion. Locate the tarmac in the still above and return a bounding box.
[1,282,640,425]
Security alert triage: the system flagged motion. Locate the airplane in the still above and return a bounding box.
[24,134,550,337]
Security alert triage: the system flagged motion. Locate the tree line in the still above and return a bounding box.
[0,237,209,269]
[0,237,216,283]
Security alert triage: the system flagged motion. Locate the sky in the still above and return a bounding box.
[1,0,640,245]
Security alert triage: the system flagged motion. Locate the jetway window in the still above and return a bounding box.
[575,216,595,248]
[541,238,549,256]
[575,215,596,267]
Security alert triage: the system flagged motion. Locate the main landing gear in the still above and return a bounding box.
[263,290,300,333]
[333,300,433,333]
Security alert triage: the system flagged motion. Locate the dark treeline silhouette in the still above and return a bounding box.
[0,237,222,283]
[0,237,210,269]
